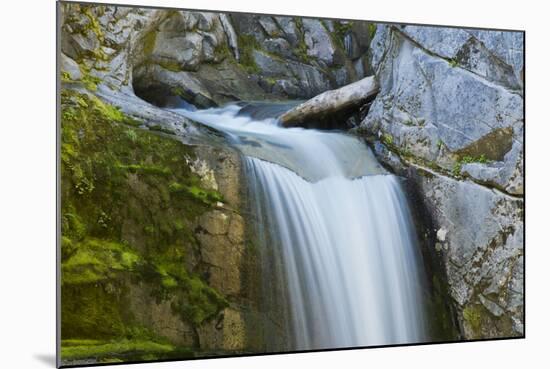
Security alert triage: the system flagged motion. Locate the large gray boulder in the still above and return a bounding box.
[362,25,524,196]
[252,49,332,98]
[229,14,373,98]
[362,24,524,339]
[421,172,524,338]
[398,25,522,90]
[302,19,339,67]
[274,17,300,45]
[132,10,269,106]
[145,11,228,72]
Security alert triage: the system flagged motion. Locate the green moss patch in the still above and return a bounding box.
[454,127,514,162]
[448,58,459,68]
[452,154,489,176]
[151,254,228,325]
[62,238,140,284]
[292,18,312,64]
[61,339,172,361]
[463,305,483,338]
[116,163,172,176]
[157,59,184,73]
[142,30,157,56]
[293,42,310,64]
[149,124,175,135]
[178,183,223,206]
[81,6,104,43]
[60,89,228,362]
[61,338,193,363]
[333,21,354,39]
[237,34,260,74]
[382,133,394,146]
[368,23,377,40]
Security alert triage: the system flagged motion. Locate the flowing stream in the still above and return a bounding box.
[173,102,429,350]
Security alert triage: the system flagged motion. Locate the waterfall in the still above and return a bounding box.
[344,33,353,58]
[173,104,429,350]
[246,158,428,349]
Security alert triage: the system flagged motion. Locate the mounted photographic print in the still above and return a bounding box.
[57,1,525,367]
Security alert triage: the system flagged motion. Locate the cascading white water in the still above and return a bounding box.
[173,103,429,350]
[246,158,428,349]
[344,33,353,58]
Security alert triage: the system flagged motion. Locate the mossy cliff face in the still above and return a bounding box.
[58,4,282,364]
[60,89,256,365]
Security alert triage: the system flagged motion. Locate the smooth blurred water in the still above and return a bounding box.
[173,104,386,181]
[173,104,429,350]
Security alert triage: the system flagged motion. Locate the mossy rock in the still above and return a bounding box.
[462,304,484,338]
[237,34,261,74]
[61,338,194,363]
[60,89,228,362]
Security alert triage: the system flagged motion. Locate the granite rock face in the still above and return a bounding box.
[302,19,339,66]
[362,25,524,339]
[363,25,524,195]
[430,174,519,336]
[191,147,252,352]
[60,4,376,109]
[229,14,372,99]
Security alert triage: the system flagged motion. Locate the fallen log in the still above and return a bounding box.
[279,76,379,128]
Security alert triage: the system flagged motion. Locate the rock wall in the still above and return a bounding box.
[60,4,375,109]
[360,25,524,339]
[59,89,260,365]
